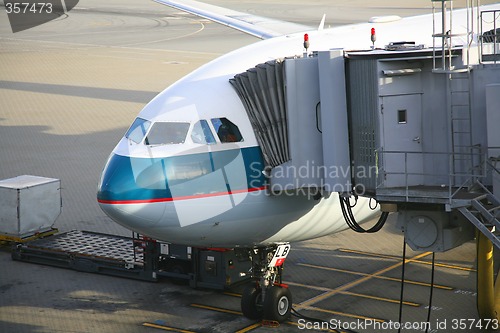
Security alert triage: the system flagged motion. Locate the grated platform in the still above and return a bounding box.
[25,230,143,263]
[12,230,157,281]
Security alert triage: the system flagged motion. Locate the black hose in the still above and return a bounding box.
[369,197,377,210]
[425,253,436,333]
[339,194,389,233]
[398,238,407,333]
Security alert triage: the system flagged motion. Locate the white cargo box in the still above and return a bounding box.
[0,175,61,238]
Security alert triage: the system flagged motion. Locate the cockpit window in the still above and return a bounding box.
[145,122,190,145]
[211,118,243,143]
[125,117,151,144]
[191,120,216,144]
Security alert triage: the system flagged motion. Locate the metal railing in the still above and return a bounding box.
[374,145,500,205]
[480,9,500,63]
[431,0,476,73]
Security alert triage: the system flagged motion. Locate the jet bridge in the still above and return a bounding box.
[231,5,500,254]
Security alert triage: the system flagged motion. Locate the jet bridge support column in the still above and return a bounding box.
[486,84,500,198]
[318,49,352,194]
[270,50,352,193]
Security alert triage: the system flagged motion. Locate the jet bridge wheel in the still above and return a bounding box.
[263,285,292,322]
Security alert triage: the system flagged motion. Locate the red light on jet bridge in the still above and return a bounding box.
[304,33,310,50]
[370,28,376,49]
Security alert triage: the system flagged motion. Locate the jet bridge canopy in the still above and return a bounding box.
[230,60,289,169]
[230,50,352,193]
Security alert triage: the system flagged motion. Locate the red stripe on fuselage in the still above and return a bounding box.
[97,186,268,205]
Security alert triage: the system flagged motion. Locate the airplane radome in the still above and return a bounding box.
[97,0,500,323]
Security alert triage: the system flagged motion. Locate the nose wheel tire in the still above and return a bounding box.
[241,285,263,320]
[240,245,292,323]
[263,286,292,322]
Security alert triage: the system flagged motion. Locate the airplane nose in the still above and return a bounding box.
[97,153,169,229]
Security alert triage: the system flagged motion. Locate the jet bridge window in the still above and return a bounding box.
[191,120,216,144]
[145,122,190,145]
[398,109,407,124]
[125,117,151,144]
[211,118,243,143]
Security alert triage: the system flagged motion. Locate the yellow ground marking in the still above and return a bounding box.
[190,304,299,333]
[340,290,419,306]
[235,322,262,333]
[142,322,196,333]
[338,248,475,272]
[287,281,419,306]
[190,303,242,315]
[287,281,420,307]
[286,320,341,333]
[297,262,453,290]
[301,305,386,323]
[296,251,440,311]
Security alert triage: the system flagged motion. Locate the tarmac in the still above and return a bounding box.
[0,1,498,332]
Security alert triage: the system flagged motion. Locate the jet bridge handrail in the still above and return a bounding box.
[487,146,500,175]
[374,146,492,205]
[480,9,500,64]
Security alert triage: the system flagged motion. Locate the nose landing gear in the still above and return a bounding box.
[240,244,292,323]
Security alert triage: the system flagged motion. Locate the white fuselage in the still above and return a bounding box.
[97,5,500,247]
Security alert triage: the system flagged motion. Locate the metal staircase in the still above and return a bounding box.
[458,183,500,249]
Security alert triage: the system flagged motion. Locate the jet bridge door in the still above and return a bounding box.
[381,94,424,187]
